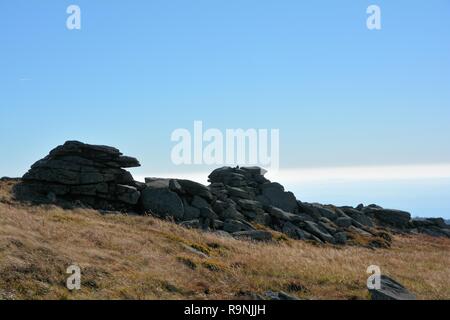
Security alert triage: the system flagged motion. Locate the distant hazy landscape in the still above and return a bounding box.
[289,179,450,220]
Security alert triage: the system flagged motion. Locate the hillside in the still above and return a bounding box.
[1,179,449,300]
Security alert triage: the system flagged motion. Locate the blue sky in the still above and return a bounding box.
[1,1,449,217]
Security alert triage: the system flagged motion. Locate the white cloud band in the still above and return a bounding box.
[134,163,450,185]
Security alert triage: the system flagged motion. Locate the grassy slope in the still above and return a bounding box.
[0,180,449,300]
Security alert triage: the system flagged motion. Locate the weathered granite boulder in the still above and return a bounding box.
[304,221,335,243]
[282,221,308,240]
[14,141,141,210]
[259,183,298,213]
[208,167,297,213]
[335,216,353,228]
[412,218,450,237]
[140,180,184,220]
[369,275,416,300]
[140,176,217,228]
[177,179,213,201]
[341,207,374,227]
[369,208,412,229]
[223,219,254,233]
[424,218,449,229]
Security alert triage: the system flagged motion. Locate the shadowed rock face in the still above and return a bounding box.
[369,275,416,300]
[13,141,450,244]
[14,141,143,211]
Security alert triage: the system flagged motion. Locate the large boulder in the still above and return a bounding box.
[369,209,412,229]
[176,179,213,201]
[341,207,374,227]
[191,195,210,209]
[209,167,299,216]
[304,221,335,243]
[282,221,308,240]
[412,218,450,237]
[426,218,450,229]
[369,275,416,300]
[140,185,184,220]
[141,178,216,222]
[223,219,254,233]
[269,207,303,223]
[335,216,353,228]
[259,183,298,213]
[15,141,141,210]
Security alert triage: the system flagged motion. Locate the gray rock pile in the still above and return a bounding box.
[411,217,450,237]
[139,166,449,244]
[14,141,450,244]
[14,141,143,211]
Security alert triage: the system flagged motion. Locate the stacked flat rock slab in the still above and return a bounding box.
[14,141,143,210]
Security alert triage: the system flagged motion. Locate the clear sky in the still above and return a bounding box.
[1,1,449,218]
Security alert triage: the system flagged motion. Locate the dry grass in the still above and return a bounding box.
[0,180,449,300]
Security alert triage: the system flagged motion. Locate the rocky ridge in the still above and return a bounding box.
[14,141,144,211]
[14,141,450,246]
